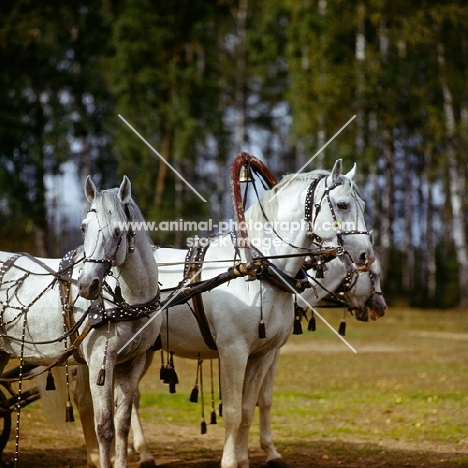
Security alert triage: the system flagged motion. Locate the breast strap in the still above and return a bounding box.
[183,244,218,351]
[58,249,87,364]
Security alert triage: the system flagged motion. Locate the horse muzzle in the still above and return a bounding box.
[78,275,102,300]
[366,294,388,321]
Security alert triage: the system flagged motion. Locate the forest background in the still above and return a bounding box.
[0,0,467,308]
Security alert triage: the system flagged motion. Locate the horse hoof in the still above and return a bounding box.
[266,458,291,468]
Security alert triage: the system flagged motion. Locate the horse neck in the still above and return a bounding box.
[115,233,158,305]
[245,196,309,277]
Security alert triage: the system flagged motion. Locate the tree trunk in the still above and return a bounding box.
[234,0,248,151]
[355,2,365,156]
[437,41,468,307]
[379,129,394,282]
[424,147,437,300]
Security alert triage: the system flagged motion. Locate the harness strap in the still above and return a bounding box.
[304,175,326,239]
[0,254,22,285]
[183,244,218,351]
[58,249,87,364]
[231,232,311,294]
[87,290,161,327]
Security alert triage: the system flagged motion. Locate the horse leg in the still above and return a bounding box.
[218,348,249,468]
[114,354,147,468]
[257,350,290,468]
[88,356,116,468]
[73,365,101,468]
[235,350,278,468]
[130,349,156,468]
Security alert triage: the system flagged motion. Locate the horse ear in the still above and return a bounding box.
[345,162,357,180]
[85,176,98,203]
[118,175,132,204]
[329,159,343,183]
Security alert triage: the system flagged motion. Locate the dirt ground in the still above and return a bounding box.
[1,420,467,468]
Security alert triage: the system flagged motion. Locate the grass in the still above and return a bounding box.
[2,307,467,467]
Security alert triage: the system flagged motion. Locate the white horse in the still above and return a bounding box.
[256,256,387,467]
[0,176,161,468]
[73,159,374,468]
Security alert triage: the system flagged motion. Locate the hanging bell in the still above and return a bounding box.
[239,166,252,183]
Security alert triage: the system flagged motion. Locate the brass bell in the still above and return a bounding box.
[239,166,252,183]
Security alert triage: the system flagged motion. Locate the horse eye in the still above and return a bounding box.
[114,227,121,237]
[81,222,86,234]
[337,202,348,210]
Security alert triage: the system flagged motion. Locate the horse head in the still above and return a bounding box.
[308,159,375,271]
[78,175,136,300]
[342,255,387,322]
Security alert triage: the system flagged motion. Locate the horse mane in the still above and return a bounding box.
[246,168,364,222]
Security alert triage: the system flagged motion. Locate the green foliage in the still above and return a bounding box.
[0,0,468,300]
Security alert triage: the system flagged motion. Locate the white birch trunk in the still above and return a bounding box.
[437,42,468,307]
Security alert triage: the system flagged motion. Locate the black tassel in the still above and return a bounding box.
[201,420,207,435]
[46,370,56,391]
[96,366,106,386]
[160,364,168,381]
[219,402,223,417]
[166,367,178,393]
[210,410,217,425]
[293,316,303,335]
[308,313,316,332]
[65,401,75,423]
[315,257,324,278]
[189,385,199,403]
[293,302,304,335]
[338,320,346,336]
[258,320,266,339]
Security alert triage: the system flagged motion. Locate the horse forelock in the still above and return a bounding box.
[91,188,147,237]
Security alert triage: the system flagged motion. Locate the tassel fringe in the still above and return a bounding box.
[308,313,316,332]
[65,401,75,423]
[96,366,106,386]
[210,410,217,425]
[293,316,303,335]
[201,420,207,435]
[189,385,199,403]
[258,320,266,339]
[315,258,324,278]
[46,370,56,391]
[338,320,346,336]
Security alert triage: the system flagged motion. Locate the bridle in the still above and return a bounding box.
[83,205,136,277]
[363,269,384,308]
[304,175,370,254]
